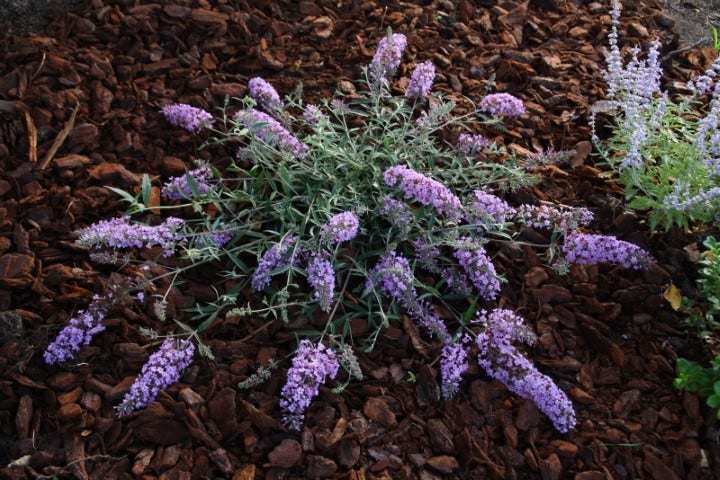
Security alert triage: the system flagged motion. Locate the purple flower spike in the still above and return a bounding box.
[251,235,300,291]
[440,336,470,399]
[479,93,526,117]
[280,340,340,431]
[235,108,309,158]
[248,77,284,112]
[406,61,435,99]
[456,133,493,155]
[453,238,501,301]
[162,165,214,201]
[116,337,195,417]
[75,216,185,256]
[465,190,513,225]
[384,165,462,220]
[44,294,108,364]
[306,253,335,312]
[369,33,408,84]
[476,309,576,433]
[161,103,214,133]
[562,232,653,270]
[321,212,360,244]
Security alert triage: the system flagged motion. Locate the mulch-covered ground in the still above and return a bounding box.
[1,0,720,479]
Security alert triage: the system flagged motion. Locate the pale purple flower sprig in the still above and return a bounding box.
[162,165,214,201]
[384,165,462,220]
[251,235,300,291]
[479,93,526,117]
[303,104,327,125]
[413,239,441,273]
[456,133,493,155]
[562,232,653,270]
[440,336,470,399]
[306,253,335,312]
[476,309,576,433]
[465,190,514,225]
[45,294,108,364]
[379,197,413,236]
[280,340,340,431]
[368,252,448,339]
[235,108,309,159]
[406,61,435,99]
[116,337,195,417]
[321,212,360,244]
[514,204,594,232]
[161,103,214,133]
[76,216,185,257]
[369,33,408,85]
[453,238,501,301]
[248,77,284,112]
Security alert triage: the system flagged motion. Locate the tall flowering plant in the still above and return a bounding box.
[593,0,720,230]
[43,30,655,433]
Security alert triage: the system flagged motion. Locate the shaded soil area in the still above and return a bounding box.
[1,0,720,479]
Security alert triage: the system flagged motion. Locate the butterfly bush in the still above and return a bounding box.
[384,165,462,221]
[476,309,576,433]
[595,0,720,229]
[116,338,195,417]
[406,61,435,99]
[75,216,185,256]
[562,232,653,270]
[280,340,340,431]
[369,32,407,85]
[45,28,660,432]
[456,133,493,155]
[161,103,214,133]
[479,93,526,117]
[248,77,284,112]
[162,165,214,201]
[44,294,110,364]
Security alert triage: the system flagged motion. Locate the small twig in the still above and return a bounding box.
[240,318,275,342]
[23,109,37,163]
[30,53,47,83]
[34,454,127,480]
[660,37,710,63]
[39,102,80,170]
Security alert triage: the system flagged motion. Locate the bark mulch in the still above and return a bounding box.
[1,0,719,479]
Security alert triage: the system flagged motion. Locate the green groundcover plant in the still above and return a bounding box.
[43,29,656,434]
[593,0,720,231]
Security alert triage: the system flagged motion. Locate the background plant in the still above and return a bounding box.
[593,0,720,230]
[43,30,655,434]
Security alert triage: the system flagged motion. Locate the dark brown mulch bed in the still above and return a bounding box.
[1,0,719,479]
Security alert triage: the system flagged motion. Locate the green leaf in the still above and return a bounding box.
[141,173,152,207]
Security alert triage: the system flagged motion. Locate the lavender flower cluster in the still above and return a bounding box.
[384,165,462,220]
[76,216,185,257]
[368,252,448,338]
[303,104,327,125]
[514,204,594,232]
[162,165,214,201]
[379,197,414,236]
[456,133,493,155]
[440,336,470,399]
[465,190,513,224]
[251,235,299,291]
[479,93,526,118]
[279,340,340,431]
[452,238,501,301]
[116,338,195,417]
[369,33,407,85]
[248,77,284,112]
[476,309,576,433]
[406,61,435,99]
[320,211,360,244]
[161,103,214,133]
[44,294,108,364]
[306,254,335,312]
[562,232,653,270]
[235,108,309,159]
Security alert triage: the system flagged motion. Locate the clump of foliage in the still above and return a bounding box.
[44,29,655,434]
